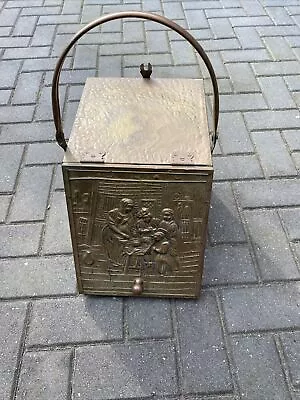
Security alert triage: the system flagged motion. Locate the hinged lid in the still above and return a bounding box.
[65,77,212,167]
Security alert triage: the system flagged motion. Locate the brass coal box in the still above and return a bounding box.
[52,12,219,298]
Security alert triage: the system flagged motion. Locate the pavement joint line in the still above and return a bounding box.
[273,334,295,398]
[170,299,183,395]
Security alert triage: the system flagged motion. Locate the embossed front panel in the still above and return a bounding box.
[63,165,213,298]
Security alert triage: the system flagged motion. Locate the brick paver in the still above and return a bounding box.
[0,0,299,399]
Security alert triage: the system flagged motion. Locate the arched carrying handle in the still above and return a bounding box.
[52,11,219,152]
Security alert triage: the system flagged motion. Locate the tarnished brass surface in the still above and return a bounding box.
[63,166,213,298]
[65,77,212,166]
[51,11,219,152]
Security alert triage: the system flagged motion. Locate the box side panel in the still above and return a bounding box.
[64,165,213,298]
[62,165,84,293]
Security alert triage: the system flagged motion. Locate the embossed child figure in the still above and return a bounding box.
[152,231,179,276]
[136,207,158,246]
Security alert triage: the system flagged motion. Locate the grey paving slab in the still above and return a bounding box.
[0,122,54,143]
[258,76,295,109]
[42,191,72,254]
[25,142,63,165]
[226,63,260,93]
[203,244,257,286]
[176,293,233,394]
[126,298,172,339]
[251,131,297,177]
[27,296,123,346]
[244,209,299,280]
[231,335,290,400]
[9,165,53,222]
[279,207,300,241]
[221,282,300,333]
[0,194,11,222]
[281,332,300,389]
[12,71,43,105]
[16,349,71,400]
[233,179,300,208]
[283,130,300,152]
[0,255,76,298]
[0,301,28,400]
[208,182,246,244]
[0,144,23,192]
[0,105,34,123]
[213,155,263,181]
[73,341,178,399]
[0,223,43,257]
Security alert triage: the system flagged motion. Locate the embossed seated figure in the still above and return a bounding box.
[102,198,135,266]
[152,230,179,276]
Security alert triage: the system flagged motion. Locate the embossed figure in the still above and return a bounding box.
[102,198,135,266]
[152,231,179,275]
[136,207,158,244]
[158,208,179,247]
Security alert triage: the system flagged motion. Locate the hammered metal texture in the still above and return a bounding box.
[65,78,212,166]
[63,166,213,298]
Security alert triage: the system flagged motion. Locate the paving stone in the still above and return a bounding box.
[74,341,177,399]
[220,93,267,113]
[240,0,266,16]
[203,244,257,286]
[208,182,246,244]
[0,255,76,299]
[127,298,172,339]
[150,65,200,79]
[231,335,290,400]
[222,49,271,63]
[183,1,221,10]
[201,38,241,52]
[81,32,121,45]
[53,166,64,190]
[253,131,297,177]
[124,53,172,68]
[0,194,11,222]
[233,179,300,208]
[257,25,300,37]
[244,110,300,131]
[146,30,170,53]
[9,165,53,222]
[281,332,300,388]
[0,144,23,192]
[38,14,79,25]
[0,105,34,123]
[0,60,21,88]
[284,75,300,91]
[16,350,71,400]
[176,292,232,393]
[221,282,300,333]
[234,26,264,49]
[0,36,31,48]
[266,6,294,25]
[0,301,28,400]
[26,142,63,165]
[12,15,37,36]
[163,2,184,19]
[31,24,56,46]
[214,155,263,181]
[0,122,54,143]
[12,71,43,105]
[201,51,229,78]
[209,18,235,39]
[258,76,295,109]
[184,9,208,29]
[35,85,66,121]
[3,46,50,59]
[22,57,72,72]
[229,16,273,26]
[0,89,11,105]
[279,207,300,241]
[218,112,253,154]
[28,296,123,345]
[98,55,122,77]
[205,8,246,18]
[264,37,296,61]
[0,7,19,26]
[21,5,61,15]
[0,223,43,257]
[244,209,299,280]
[73,45,97,69]
[171,40,197,65]
[42,191,72,254]
[252,60,300,76]
[61,0,82,14]
[142,0,162,12]
[123,21,144,43]
[100,42,145,56]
